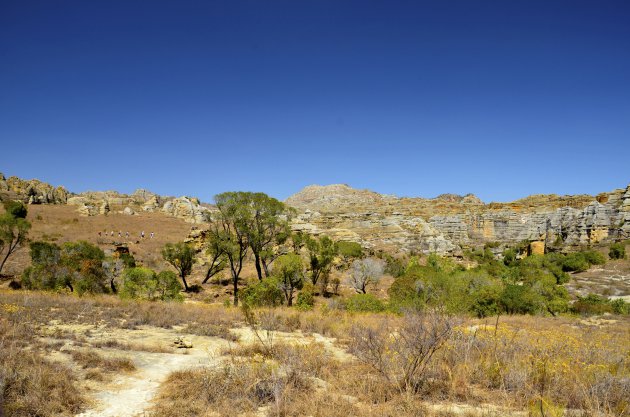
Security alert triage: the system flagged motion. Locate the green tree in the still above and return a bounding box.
[120,268,182,301]
[61,241,108,295]
[273,253,304,306]
[120,267,157,300]
[304,234,337,286]
[0,209,31,275]
[212,192,253,305]
[162,242,195,292]
[201,230,227,284]
[3,200,27,219]
[240,276,284,307]
[246,193,293,280]
[21,241,67,291]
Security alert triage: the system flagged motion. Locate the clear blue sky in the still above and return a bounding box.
[1,0,629,203]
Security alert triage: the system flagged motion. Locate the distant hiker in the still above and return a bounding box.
[126,231,129,238]
[141,231,145,239]
[118,231,122,237]
[111,231,114,236]
[150,232,154,239]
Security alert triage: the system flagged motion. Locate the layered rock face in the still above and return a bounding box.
[287,184,630,255]
[0,173,69,204]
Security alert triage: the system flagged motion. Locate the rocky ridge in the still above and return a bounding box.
[2,173,628,254]
[287,184,630,255]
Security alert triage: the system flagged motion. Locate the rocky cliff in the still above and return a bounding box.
[287,184,630,255]
[0,173,69,204]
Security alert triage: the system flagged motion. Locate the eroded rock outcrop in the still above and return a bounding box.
[287,184,630,255]
[162,196,212,224]
[0,173,69,204]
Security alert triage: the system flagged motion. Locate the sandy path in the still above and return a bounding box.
[76,351,214,417]
[56,325,232,417]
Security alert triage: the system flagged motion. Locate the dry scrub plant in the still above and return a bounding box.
[0,305,85,417]
[349,309,459,393]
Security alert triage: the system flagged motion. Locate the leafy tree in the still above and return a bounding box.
[61,241,108,295]
[240,276,284,307]
[120,268,182,301]
[304,234,337,286]
[273,253,304,306]
[609,242,626,260]
[120,267,157,299]
[3,200,27,219]
[155,271,184,301]
[388,275,425,312]
[349,258,385,294]
[162,242,195,292]
[21,241,67,291]
[212,192,252,305]
[0,211,31,275]
[201,230,227,284]
[246,193,293,280]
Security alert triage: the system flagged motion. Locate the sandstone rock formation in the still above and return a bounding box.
[0,173,69,204]
[287,184,630,255]
[162,197,212,224]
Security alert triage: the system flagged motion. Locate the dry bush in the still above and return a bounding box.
[151,360,295,416]
[0,317,85,417]
[91,339,174,353]
[68,349,136,373]
[349,309,459,394]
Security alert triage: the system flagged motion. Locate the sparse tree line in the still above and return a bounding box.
[2,197,629,316]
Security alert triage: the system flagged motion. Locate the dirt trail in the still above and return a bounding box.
[41,324,230,417]
[45,323,349,417]
[76,350,215,417]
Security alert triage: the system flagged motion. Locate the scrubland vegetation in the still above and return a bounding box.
[1,196,629,416]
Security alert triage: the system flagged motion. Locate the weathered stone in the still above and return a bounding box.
[123,207,136,215]
[162,196,212,224]
[286,183,630,255]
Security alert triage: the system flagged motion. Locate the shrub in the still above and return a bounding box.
[349,310,458,392]
[345,293,385,312]
[337,241,363,260]
[241,277,284,307]
[561,253,590,272]
[2,200,27,218]
[582,250,606,265]
[571,294,612,315]
[295,282,315,310]
[121,268,183,301]
[470,282,503,318]
[609,242,626,260]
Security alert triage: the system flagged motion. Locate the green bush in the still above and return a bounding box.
[610,298,630,315]
[296,283,315,310]
[470,282,503,318]
[582,250,606,265]
[120,268,183,301]
[571,294,613,315]
[345,293,385,312]
[571,294,629,316]
[561,253,590,272]
[240,277,284,307]
[3,200,27,219]
[337,241,363,260]
[609,243,626,260]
